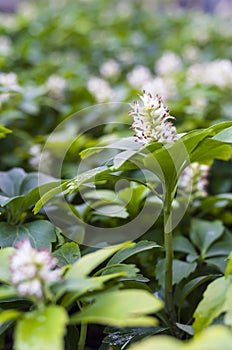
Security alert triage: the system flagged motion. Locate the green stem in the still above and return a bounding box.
[163,192,176,325]
[78,323,87,350]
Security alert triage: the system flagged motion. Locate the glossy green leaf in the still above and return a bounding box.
[60,272,126,306]
[99,264,139,278]
[0,220,57,249]
[15,305,68,350]
[103,326,167,348]
[178,275,216,319]
[66,242,134,279]
[53,242,81,266]
[128,325,232,350]
[205,256,227,273]
[92,204,129,218]
[33,183,67,214]
[176,323,194,336]
[107,240,160,266]
[173,236,197,256]
[213,126,232,143]
[190,138,232,164]
[193,276,231,333]
[156,259,197,288]
[190,219,224,258]
[0,310,21,327]
[70,289,163,327]
[34,166,110,213]
[80,137,141,160]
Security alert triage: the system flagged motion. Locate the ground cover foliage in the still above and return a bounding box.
[1,1,232,349]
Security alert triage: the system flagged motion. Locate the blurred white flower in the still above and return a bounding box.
[129,90,178,144]
[0,72,21,106]
[0,72,19,90]
[87,76,114,102]
[29,144,51,173]
[187,59,232,89]
[46,75,67,99]
[0,93,10,106]
[10,239,61,300]
[118,51,134,65]
[0,36,12,56]
[0,14,18,31]
[99,59,120,78]
[179,163,210,197]
[183,45,200,63]
[143,76,178,100]
[155,51,182,76]
[127,65,153,89]
[116,1,133,18]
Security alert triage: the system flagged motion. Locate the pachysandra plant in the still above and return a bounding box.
[33,89,232,344]
[0,238,162,350]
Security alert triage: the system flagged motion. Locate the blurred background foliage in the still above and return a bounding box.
[0,0,232,182]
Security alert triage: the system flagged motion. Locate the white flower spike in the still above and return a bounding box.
[129,90,178,145]
[10,239,61,301]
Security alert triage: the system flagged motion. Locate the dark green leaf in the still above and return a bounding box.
[156,259,197,288]
[107,241,160,266]
[0,220,57,249]
[190,219,224,258]
[53,242,81,266]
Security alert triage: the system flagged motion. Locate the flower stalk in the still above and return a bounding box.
[163,191,176,325]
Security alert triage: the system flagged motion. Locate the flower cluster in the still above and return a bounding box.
[187,59,232,89]
[10,239,61,300]
[45,75,67,100]
[179,163,210,198]
[129,90,178,144]
[155,51,183,76]
[87,76,114,102]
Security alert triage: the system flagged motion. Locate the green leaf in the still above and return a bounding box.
[103,326,167,348]
[193,276,231,333]
[190,219,224,258]
[0,247,15,283]
[0,310,21,327]
[34,166,110,214]
[107,241,160,266]
[99,264,140,278]
[173,236,197,256]
[70,289,163,327]
[205,256,228,273]
[128,325,232,350]
[213,126,232,143]
[60,272,126,306]
[175,323,194,336]
[53,242,81,266]
[0,220,57,249]
[0,168,27,197]
[33,183,66,214]
[80,137,141,160]
[225,252,232,277]
[178,275,216,319]
[156,259,197,288]
[92,204,129,218]
[15,306,68,350]
[0,286,18,300]
[0,125,11,139]
[66,242,134,279]
[119,185,148,217]
[190,138,232,164]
